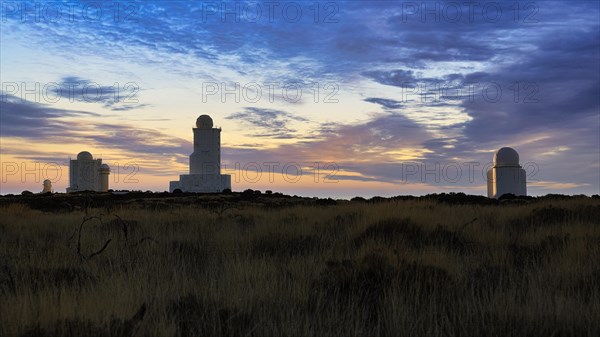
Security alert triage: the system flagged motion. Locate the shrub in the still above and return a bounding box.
[252,234,319,258]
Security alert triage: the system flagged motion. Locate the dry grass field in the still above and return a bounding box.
[1,193,599,336]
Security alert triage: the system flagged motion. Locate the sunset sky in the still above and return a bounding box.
[1,0,599,197]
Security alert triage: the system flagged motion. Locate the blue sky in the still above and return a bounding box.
[1,0,599,197]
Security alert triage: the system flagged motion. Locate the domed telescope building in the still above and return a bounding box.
[66,151,110,192]
[42,179,53,193]
[169,115,232,193]
[486,147,527,198]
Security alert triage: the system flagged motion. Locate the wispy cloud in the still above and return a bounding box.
[44,76,148,111]
[226,107,309,139]
[1,93,189,174]
[364,97,403,109]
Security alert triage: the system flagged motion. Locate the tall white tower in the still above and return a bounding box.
[190,115,221,175]
[169,115,232,193]
[487,147,527,198]
[99,164,110,192]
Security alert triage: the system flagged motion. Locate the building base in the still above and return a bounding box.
[169,174,231,193]
[486,167,527,198]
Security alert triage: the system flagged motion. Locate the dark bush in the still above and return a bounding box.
[310,253,398,328]
[429,225,474,254]
[368,196,387,203]
[235,215,256,229]
[20,304,146,337]
[509,234,570,270]
[316,198,337,206]
[170,241,209,268]
[19,267,97,292]
[508,244,545,269]
[334,212,360,226]
[354,218,425,248]
[168,295,215,337]
[577,205,600,222]
[539,234,570,253]
[0,260,16,296]
[466,265,513,293]
[424,193,498,205]
[528,205,574,225]
[168,295,256,337]
[355,219,474,254]
[395,261,454,296]
[571,270,600,302]
[252,234,319,258]
[241,189,256,199]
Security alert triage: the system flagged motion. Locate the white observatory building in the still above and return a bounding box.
[169,115,232,193]
[66,151,110,192]
[487,147,527,198]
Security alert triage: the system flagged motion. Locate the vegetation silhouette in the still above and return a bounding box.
[0,192,599,336]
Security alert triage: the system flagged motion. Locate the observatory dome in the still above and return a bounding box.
[77,151,93,161]
[100,164,110,171]
[43,179,52,184]
[494,147,520,167]
[196,115,213,129]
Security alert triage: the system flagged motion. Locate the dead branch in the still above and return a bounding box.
[458,218,478,232]
[76,216,103,261]
[113,214,129,242]
[88,239,112,259]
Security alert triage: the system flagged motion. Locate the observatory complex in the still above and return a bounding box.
[487,147,527,198]
[169,115,232,193]
[66,151,110,192]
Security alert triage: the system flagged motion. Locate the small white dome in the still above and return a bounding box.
[494,147,520,167]
[77,151,93,161]
[196,115,213,129]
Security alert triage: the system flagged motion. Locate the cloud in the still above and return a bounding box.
[457,25,599,144]
[364,97,403,109]
[0,93,99,138]
[224,112,434,182]
[362,70,418,88]
[0,93,190,172]
[45,76,147,111]
[226,107,309,139]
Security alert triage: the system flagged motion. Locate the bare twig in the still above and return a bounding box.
[458,218,477,232]
[88,239,112,259]
[113,214,129,242]
[76,216,103,261]
[245,320,263,337]
[71,213,154,263]
[67,228,78,242]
